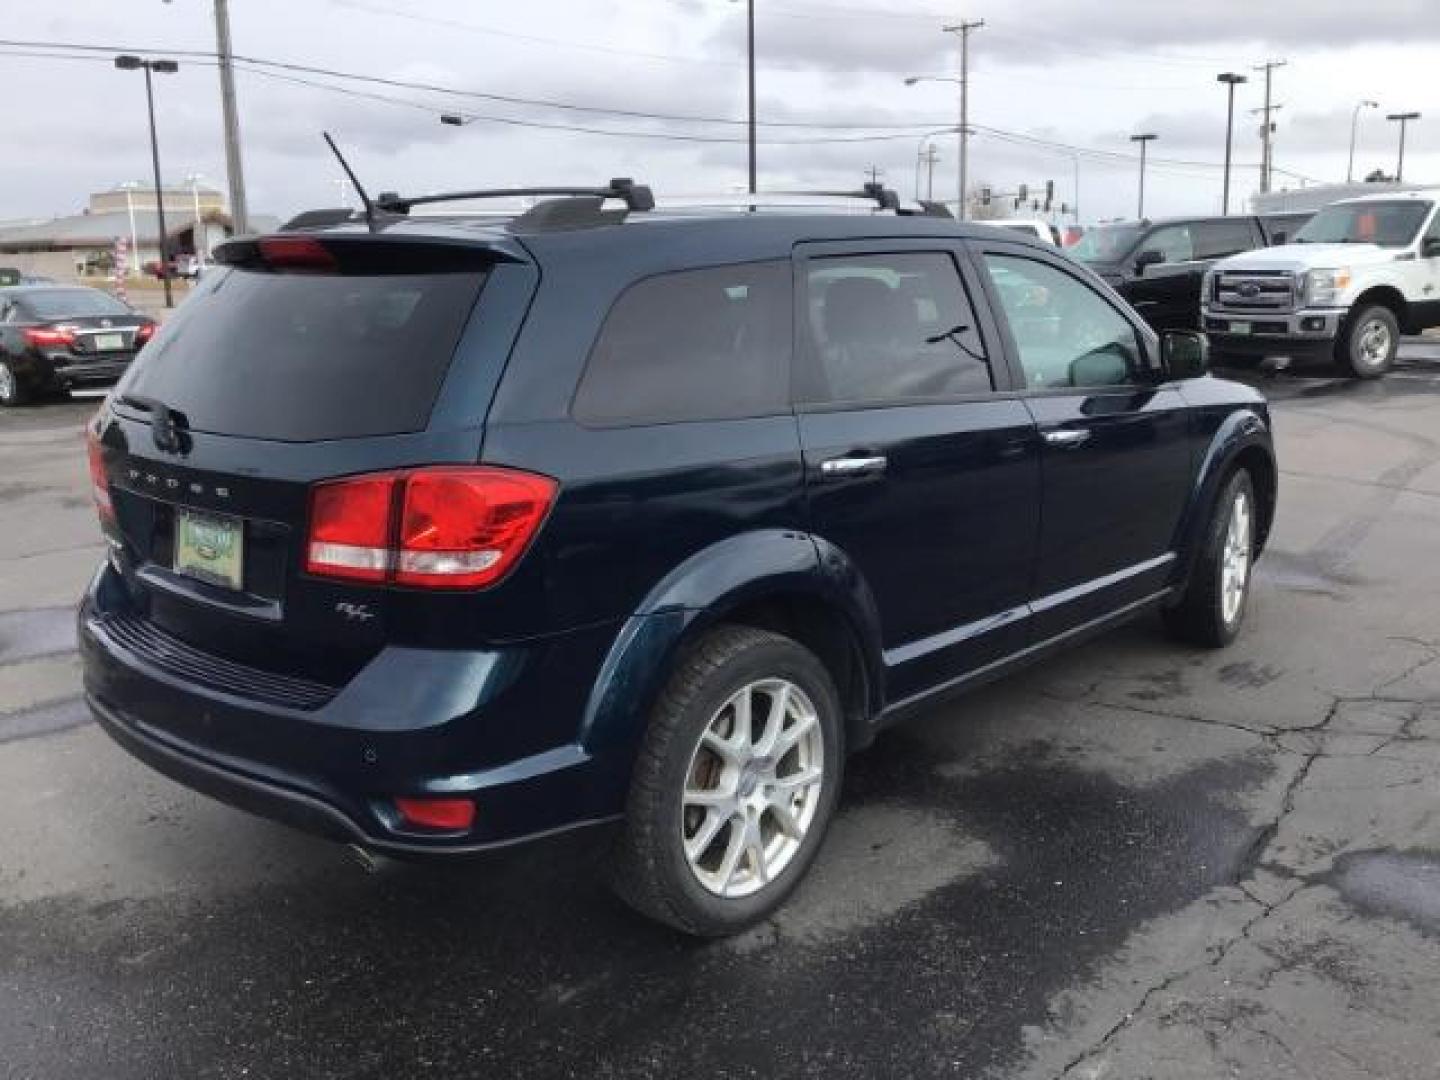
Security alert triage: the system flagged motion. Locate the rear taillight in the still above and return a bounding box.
[86,427,115,525]
[304,467,556,590]
[24,326,75,348]
[134,322,157,347]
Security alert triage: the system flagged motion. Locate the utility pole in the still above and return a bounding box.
[865,164,884,186]
[923,145,940,200]
[1216,73,1247,215]
[213,0,250,233]
[1252,59,1286,193]
[942,18,983,221]
[1130,133,1157,219]
[1387,111,1421,183]
[746,0,756,194]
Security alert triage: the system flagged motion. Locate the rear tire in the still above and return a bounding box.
[0,359,29,407]
[610,625,843,936]
[1163,470,1256,648]
[1334,304,1398,378]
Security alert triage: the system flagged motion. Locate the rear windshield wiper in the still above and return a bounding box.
[118,393,191,452]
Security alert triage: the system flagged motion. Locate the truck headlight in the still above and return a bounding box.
[1303,267,1351,306]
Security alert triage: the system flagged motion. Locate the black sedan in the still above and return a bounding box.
[0,286,156,406]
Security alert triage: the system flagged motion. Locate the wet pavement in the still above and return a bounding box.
[2,351,1440,1079]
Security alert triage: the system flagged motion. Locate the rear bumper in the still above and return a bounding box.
[80,562,628,855]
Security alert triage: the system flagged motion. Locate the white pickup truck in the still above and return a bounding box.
[1202,189,1440,377]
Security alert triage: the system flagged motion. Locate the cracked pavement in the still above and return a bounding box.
[3,351,1440,1080]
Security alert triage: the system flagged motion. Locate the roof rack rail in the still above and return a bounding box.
[375,177,654,216]
[653,185,952,218]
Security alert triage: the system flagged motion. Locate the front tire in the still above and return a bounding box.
[1163,470,1256,648]
[1335,304,1398,378]
[610,625,843,936]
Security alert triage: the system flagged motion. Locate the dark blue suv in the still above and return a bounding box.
[80,182,1276,935]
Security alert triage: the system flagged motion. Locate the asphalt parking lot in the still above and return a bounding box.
[3,347,1440,1080]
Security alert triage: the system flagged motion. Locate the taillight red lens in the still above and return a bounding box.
[24,326,75,348]
[395,468,557,589]
[257,235,336,272]
[304,467,555,590]
[305,472,401,583]
[393,796,475,831]
[135,322,157,346]
[86,427,115,525]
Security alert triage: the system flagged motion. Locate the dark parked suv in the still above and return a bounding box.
[81,181,1276,935]
[1070,212,1312,332]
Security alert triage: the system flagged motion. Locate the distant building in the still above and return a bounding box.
[1251,180,1430,214]
[0,184,277,282]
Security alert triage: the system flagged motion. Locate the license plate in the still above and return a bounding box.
[93,332,126,351]
[1229,321,1252,336]
[174,508,244,591]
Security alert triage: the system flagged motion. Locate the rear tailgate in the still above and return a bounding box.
[91,231,538,686]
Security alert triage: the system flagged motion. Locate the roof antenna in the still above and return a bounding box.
[322,131,379,233]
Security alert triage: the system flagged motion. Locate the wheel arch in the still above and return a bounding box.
[1348,285,1410,333]
[578,529,886,771]
[1171,408,1276,593]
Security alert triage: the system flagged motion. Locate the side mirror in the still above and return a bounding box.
[1133,249,1165,275]
[1161,330,1209,380]
[1422,237,1440,258]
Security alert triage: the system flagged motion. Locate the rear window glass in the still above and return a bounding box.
[19,289,133,320]
[572,261,791,426]
[118,267,485,441]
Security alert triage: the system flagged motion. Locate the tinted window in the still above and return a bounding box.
[18,288,133,320]
[1295,200,1432,248]
[118,267,485,441]
[1140,225,1194,263]
[1068,223,1144,264]
[573,261,790,426]
[983,254,1144,390]
[800,252,991,403]
[1192,219,1258,259]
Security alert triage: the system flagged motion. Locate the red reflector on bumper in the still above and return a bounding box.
[393,796,475,831]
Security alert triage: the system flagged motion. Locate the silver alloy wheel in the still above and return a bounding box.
[1354,316,1393,372]
[680,677,825,899]
[1221,488,1252,626]
[0,362,14,404]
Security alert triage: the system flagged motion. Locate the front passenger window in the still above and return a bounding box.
[983,254,1145,390]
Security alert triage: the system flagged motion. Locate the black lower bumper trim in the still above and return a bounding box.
[88,693,619,857]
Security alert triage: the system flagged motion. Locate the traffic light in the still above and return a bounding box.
[1017,183,1029,202]
[981,186,992,206]
[1044,180,1054,211]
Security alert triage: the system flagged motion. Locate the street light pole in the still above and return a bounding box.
[1387,111,1421,183]
[1130,133,1157,219]
[1216,73,1247,215]
[1348,100,1378,184]
[115,54,179,308]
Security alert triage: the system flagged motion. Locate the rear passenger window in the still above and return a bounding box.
[799,252,991,404]
[572,261,791,426]
[1193,219,1258,260]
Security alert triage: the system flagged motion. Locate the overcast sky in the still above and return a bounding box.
[4,0,1440,224]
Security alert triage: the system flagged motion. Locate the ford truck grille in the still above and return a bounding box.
[1214,270,1296,312]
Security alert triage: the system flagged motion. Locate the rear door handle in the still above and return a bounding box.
[1041,429,1091,449]
[818,455,888,479]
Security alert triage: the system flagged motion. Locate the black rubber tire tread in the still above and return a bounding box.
[1334,303,1398,379]
[1163,469,1255,648]
[0,360,29,407]
[609,624,842,937]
